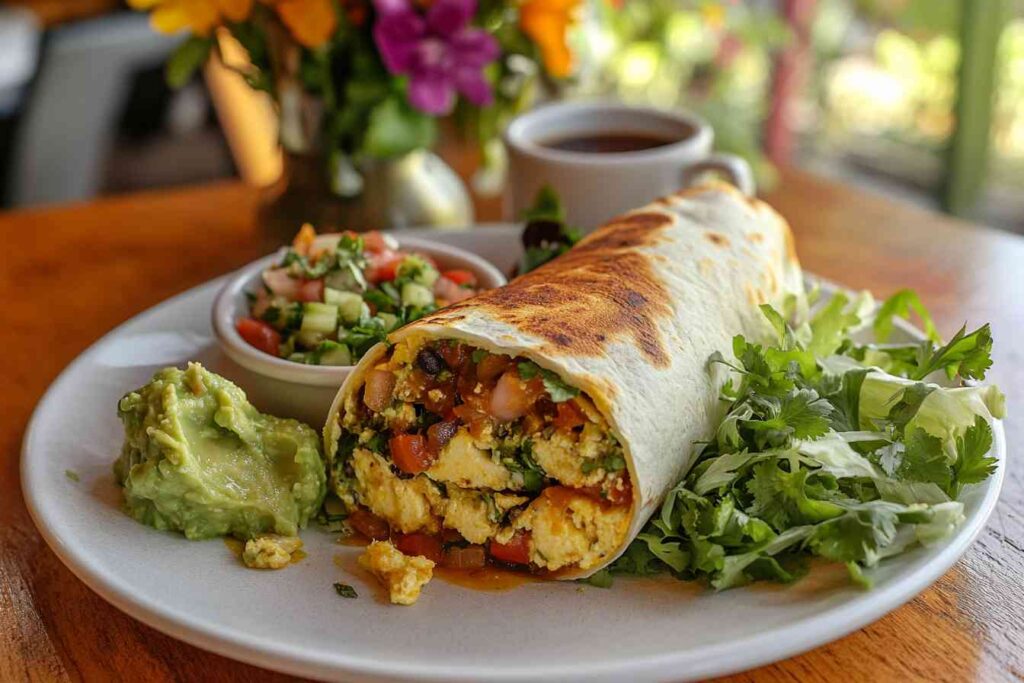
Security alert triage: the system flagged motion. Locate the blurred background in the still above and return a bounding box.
[1,0,1022,233]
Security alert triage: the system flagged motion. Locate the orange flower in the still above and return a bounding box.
[128,0,253,35]
[520,0,580,78]
[129,0,337,48]
[270,0,338,48]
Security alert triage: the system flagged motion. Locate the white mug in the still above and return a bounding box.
[504,101,755,231]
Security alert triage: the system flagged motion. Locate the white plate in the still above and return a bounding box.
[22,226,1005,682]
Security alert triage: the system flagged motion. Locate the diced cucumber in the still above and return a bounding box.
[312,341,352,366]
[295,330,325,348]
[325,267,366,293]
[379,312,400,332]
[401,282,434,308]
[325,289,365,324]
[301,302,338,334]
[397,255,439,287]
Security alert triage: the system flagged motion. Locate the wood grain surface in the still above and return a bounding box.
[1,169,1021,682]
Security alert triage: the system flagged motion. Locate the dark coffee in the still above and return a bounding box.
[541,132,677,154]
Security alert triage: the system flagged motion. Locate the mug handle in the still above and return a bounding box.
[681,153,756,196]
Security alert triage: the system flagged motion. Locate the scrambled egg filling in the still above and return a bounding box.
[359,540,434,605]
[334,338,633,573]
[242,535,303,570]
[512,489,630,571]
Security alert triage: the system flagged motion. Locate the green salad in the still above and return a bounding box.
[593,288,1004,590]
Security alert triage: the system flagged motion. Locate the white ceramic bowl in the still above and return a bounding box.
[212,235,507,390]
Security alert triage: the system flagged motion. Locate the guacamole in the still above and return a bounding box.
[114,363,325,540]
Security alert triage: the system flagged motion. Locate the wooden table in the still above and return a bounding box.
[1,168,1021,681]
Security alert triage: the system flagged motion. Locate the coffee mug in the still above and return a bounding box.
[504,101,755,231]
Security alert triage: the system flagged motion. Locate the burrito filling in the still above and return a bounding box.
[330,338,632,573]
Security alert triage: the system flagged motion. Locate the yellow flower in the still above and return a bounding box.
[128,0,252,35]
[270,0,338,48]
[520,0,581,78]
[700,3,726,31]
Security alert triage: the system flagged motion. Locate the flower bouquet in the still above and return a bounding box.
[129,0,582,230]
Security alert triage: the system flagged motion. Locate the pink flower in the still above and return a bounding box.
[373,0,499,115]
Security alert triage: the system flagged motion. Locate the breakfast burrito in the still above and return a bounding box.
[324,184,804,579]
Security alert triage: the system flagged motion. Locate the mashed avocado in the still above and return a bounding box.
[113,363,325,540]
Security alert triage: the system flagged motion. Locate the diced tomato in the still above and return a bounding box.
[236,318,281,356]
[442,269,477,287]
[361,230,392,253]
[452,393,493,440]
[423,377,456,417]
[389,434,433,474]
[426,419,460,455]
[363,369,396,413]
[434,276,477,304]
[476,353,510,383]
[295,278,324,302]
[347,508,390,540]
[366,250,404,283]
[443,545,487,569]
[553,401,586,431]
[436,341,469,371]
[576,475,632,506]
[393,533,444,563]
[489,531,531,565]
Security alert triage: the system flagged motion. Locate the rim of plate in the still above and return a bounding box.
[21,273,1006,683]
[211,235,507,387]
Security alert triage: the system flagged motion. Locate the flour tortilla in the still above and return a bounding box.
[325,183,804,578]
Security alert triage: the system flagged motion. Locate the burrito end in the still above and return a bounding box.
[329,337,633,574]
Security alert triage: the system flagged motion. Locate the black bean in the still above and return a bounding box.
[416,348,447,376]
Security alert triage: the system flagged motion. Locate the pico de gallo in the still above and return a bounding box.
[239,225,482,365]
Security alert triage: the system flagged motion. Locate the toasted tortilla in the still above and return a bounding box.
[325,183,804,578]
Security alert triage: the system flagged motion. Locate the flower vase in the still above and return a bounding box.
[257,150,475,240]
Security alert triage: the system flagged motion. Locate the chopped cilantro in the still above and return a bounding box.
[64,469,80,482]
[517,361,579,403]
[333,583,358,599]
[471,348,488,364]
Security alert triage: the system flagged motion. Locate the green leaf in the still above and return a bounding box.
[578,569,614,588]
[807,293,862,357]
[516,361,539,380]
[741,389,831,448]
[711,526,813,590]
[333,582,358,598]
[826,367,872,432]
[517,361,579,402]
[912,324,994,381]
[874,289,940,343]
[897,428,951,491]
[808,501,903,566]
[361,97,437,159]
[745,461,844,532]
[634,533,690,573]
[759,303,788,344]
[522,185,565,222]
[166,37,213,89]
[950,416,997,497]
